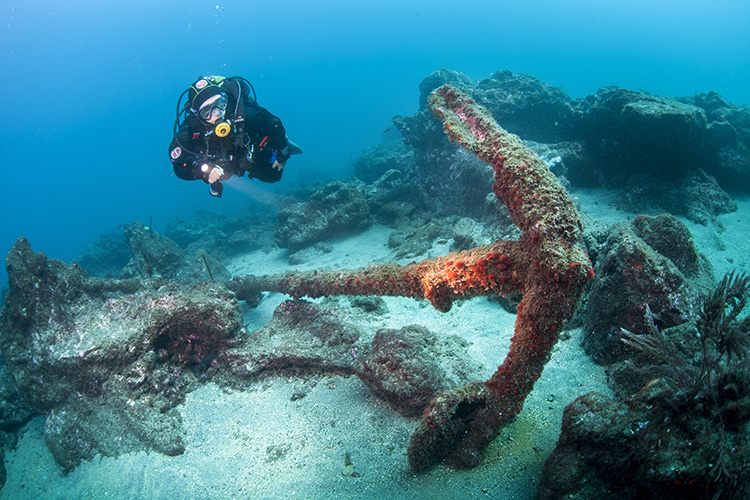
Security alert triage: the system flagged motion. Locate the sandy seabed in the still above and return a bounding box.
[2,188,748,500]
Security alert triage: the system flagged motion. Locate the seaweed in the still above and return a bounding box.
[622,270,750,498]
[621,304,701,405]
[196,249,214,281]
[699,270,750,364]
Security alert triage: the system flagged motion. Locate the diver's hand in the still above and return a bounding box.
[200,163,224,183]
[208,166,224,183]
[272,160,286,171]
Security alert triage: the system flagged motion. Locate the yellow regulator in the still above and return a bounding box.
[214,120,232,138]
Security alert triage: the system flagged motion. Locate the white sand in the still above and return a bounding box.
[3,188,747,500]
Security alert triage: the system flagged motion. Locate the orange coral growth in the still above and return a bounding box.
[228,85,592,472]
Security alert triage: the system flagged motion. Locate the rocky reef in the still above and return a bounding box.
[0,236,481,475]
[392,68,746,225]
[539,271,750,500]
[2,67,750,495]
[358,324,481,417]
[0,238,242,470]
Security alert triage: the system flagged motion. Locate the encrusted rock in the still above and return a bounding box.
[0,357,35,433]
[685,90,750,191]
[387,218,448,259]
[357,324,481,416]
[287,241,333,265]
[575,87,707,172]
[611,169,737,224]
[630,213,702,276]
[119,221,230,282]
[583,215,714,364]
[0,238,243,470]
[353,142,416,184]
[411,68,574,143]
[474,70,574,142]
[538,388,749,500]
[221,299,365,382]
[165,208,277,261]
[274,181,372,253]
[74,230,130,279]
[363,167,432,226]
[348,296,388,315]
[0,356,35,489]
[416,68,476,111]
[451,217,483,251]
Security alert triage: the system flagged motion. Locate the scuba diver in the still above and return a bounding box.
[169,75,302,197]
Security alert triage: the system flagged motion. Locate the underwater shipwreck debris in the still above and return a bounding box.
[0,238,243,471]
[228,85,593,471]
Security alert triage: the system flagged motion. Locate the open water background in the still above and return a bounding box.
[1,0,749,287]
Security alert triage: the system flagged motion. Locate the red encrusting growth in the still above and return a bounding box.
[227,85,593,472]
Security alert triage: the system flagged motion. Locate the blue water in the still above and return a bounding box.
[1,0,749,287]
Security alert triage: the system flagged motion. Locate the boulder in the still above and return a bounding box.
[686,90,750,190]
[119,221,230,282]
[274,181,372,253]
[353,142,416,184]
[610,169,737,224]
[416,67,476,111]
[572,87,708,184]
[583,215,713,364]
[539,374,750,499]
[387,217,448,259]
[357,324,482,416]
[165,209,276,261]
[74,230,130,279]
[474,70,574,142]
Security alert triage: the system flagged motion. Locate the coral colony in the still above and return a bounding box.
[228,85,593,471]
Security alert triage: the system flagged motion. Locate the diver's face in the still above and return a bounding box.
[206,106,225,124]
[199,94,227,124]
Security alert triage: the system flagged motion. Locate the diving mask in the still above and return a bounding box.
[198,94,228,120]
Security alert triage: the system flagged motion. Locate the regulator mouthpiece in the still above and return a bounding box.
[214,120,231,138]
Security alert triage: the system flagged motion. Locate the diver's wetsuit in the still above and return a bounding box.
[169,78,290,184]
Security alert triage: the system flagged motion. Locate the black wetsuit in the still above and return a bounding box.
[169,78,290,184]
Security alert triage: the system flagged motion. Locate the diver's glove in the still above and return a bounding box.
[268,151,283,171]
[201,163,225,184]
